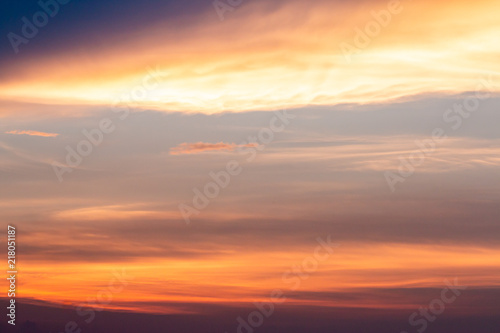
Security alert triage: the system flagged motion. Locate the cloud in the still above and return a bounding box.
[170,142,257,155]
[0,0,499,113]
[5,130,59,137]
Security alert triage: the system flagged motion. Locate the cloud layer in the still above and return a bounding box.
[1,0,499,114]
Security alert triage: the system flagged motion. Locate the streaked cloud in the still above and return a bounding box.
[0,0,499,114]
[170,142,257,155]
[5,130,59,137]
[14,239,500,313]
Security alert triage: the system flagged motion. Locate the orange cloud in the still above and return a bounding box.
[0,0,498,114]
[5,130,59,137]
[170,142,257,155]
[15,242,500,314]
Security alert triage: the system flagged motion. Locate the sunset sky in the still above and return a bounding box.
[1,0,499,332]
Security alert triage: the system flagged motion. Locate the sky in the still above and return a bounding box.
[0,0,499,332]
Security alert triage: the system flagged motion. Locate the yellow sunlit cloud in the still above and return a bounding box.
[0,0,499,114]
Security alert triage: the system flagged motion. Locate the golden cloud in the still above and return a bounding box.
[0,0,499,114]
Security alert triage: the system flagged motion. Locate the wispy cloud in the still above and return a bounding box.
[170,142,257,155]
[1,0,498,114]
[6,130,59,137]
